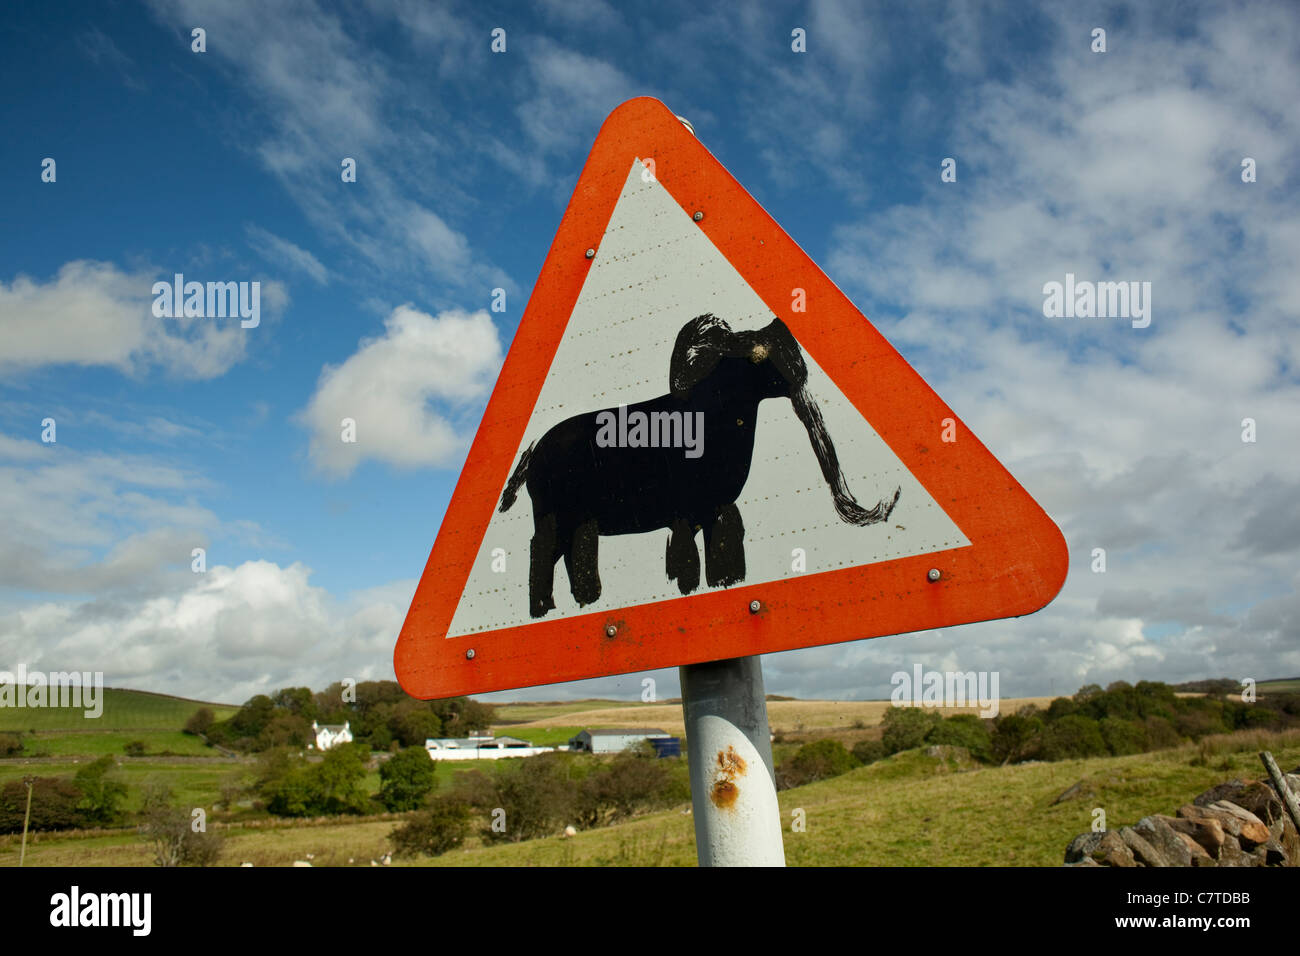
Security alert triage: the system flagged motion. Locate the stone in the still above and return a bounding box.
[1193,779,1250,807]
[1189,803,1248,840]
[1217,838,1254,867]
[1170,807,1227,856]
[1176,831,1214,865]
[1258,840,1288,866]
[1119,826,1167,867]
[1196,801,1268,842]
[1052,780,1089,805]
[1208,801,1271,846]
[1134,815,1193,867]
[1065,830,1135,866]
[1226,782,1284,825]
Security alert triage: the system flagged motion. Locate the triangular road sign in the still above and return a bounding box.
[395,97,1067,699]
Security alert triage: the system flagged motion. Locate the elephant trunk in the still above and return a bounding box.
[790,385,901,526]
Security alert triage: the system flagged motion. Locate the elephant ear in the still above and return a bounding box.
[669,313,733,398]
[754,318,809,390]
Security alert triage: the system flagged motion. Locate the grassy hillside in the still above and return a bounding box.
[7,728,1294,867]
[411,732,1300,868]
[0,687,238,733]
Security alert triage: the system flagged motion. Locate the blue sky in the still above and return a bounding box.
[1,0,1298,705]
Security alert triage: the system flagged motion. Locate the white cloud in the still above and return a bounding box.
[0,260,263,379]
[298,306,503,477]
[0,561,413,703]
[514,41,640,157]
[245,225,329,284]
[147,0,508,298]
[0,435,215,594]
[804,2,1300,695]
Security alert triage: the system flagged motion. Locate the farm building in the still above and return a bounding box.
[310,720,352,751]
[568,728,679,755]
[424,733,554,760]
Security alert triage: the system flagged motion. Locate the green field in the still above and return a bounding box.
[494,725,583,747]
[0,687,238,733]
[18,730,225,758]
[0,757,247,813]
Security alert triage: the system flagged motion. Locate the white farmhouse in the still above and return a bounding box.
[310,720,352,751]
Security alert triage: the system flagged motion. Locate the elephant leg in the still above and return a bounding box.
[704,503,746,588]
[529,512,559,618]
[564,518,602,607]
[665,517,701,595]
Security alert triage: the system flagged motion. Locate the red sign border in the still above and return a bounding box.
[394,97,1068,699]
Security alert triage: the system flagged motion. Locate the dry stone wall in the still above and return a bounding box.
[1064,769,1300,867]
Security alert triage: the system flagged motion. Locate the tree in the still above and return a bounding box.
[0,778,82,833]
[0,732,22,757]
[776,739,861,789]
[1038,714,1106,761]
[124,740,148,757]
[486,753,578,842]
[183,707,214,736]
[926,714,993,762]
[390,795,472,858]
[306,743,372,815]
[393,705,442,748]
[1099,717,1146,755]
[578,747,685,824]
[1046,696,1078,720]
[272,686,318,721]
[138,783,223,867]
[881,706,942,754]
[74,756,127,826]
[230,695,276,737]
[379,748,437,811]
[851,739,886,765]
[991,710,1043,765]
[262,744,371,817]
[255,712,312,750]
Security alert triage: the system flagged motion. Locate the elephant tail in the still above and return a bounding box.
[498,442,535,512]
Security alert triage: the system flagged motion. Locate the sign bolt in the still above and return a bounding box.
[465,648,476,659]
[749,600,761,613]
[693,211,704,222]
[927,568,941,582]
[605,624,617,637]
[585,248,596,259]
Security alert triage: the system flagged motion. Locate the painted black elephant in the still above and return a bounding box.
[498,314,901,618]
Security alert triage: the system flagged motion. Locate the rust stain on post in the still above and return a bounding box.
[710,745,747,809]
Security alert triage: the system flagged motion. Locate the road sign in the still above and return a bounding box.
[395,96,1068,700]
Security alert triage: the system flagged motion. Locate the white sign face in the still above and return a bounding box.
[447,161,970,637]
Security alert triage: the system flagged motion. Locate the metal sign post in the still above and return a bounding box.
[680,655,786,867]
